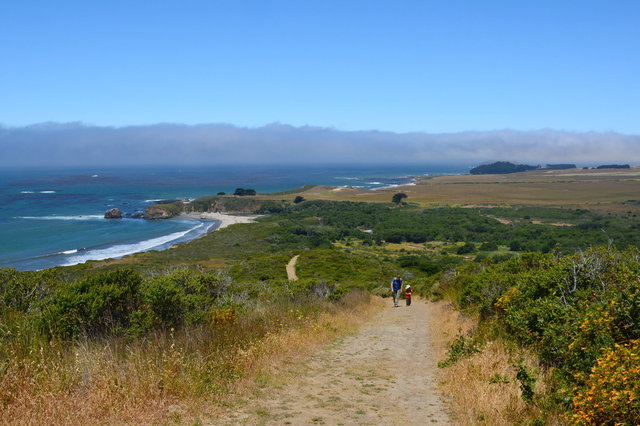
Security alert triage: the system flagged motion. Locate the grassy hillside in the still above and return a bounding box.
[2,174,640,423]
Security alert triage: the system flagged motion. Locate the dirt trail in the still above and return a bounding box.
[287,255,299,281]
[221,299,450,425]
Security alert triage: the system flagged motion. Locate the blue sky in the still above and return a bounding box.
[1,0,639,133]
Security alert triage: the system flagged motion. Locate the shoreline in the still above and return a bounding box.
[179,211,262,229]
[13,213,263,271]
[2,166,463,271]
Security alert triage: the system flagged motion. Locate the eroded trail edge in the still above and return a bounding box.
[221,299,450,425]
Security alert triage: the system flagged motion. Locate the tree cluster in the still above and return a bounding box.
[545,163,576,170]
[596,164,630,169]
[233,187,257,196]
[470,161,538,175]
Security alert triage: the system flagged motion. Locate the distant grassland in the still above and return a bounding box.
[259,167,640,212]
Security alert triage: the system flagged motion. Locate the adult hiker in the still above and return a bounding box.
[390,275,403,307]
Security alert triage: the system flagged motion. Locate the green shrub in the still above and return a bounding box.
[397,255,461,275]
[140,275,185,326]
[488,373,511,384]
[34,268,231,338]
[39,268,142,338]
[139,270,229,328]
[456,242,476,255]
[514,359,537,404]
[0,268,59,313]
[438,334,482,368]
[479,241,498,251]
[446,245,640,419]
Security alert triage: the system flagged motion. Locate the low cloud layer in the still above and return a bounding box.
[1,123,639,167]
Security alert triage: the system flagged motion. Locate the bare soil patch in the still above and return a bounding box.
[531,220,573,227]
[486,216,513,225]
[287,255,300,281]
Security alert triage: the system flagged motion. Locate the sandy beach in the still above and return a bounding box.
[179,212,262,230]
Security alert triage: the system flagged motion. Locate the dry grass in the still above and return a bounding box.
[261,168,640,212]
[431,301,562,425]
[0,292,382,425]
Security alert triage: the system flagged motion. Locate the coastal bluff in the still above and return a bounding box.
[142,195,287,219]
[142,204,181,219]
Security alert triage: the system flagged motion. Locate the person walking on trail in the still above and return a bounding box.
[390,275,403,307]
[404,285,412,306]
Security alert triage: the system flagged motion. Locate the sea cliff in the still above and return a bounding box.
[142,195,287,219]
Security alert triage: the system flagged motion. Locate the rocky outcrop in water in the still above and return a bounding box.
[104,208,123,219]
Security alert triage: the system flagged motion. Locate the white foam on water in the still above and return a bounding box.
[15,215,105,221]
[62,222,214,266]
[372,182,416,191]
[59,249,78,255]
[20,190,57,194]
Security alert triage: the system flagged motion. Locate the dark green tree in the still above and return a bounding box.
[456,242,476,255]
[392,193,408,204]
[294,195,305,204]
[234,188,256,196]
[479,241,499,251]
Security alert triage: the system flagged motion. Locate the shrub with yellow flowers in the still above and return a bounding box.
[210,307,237,326]
[569,340,639,424]
[450,245,640,421]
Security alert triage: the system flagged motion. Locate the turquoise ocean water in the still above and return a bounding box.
[0,164,468,270]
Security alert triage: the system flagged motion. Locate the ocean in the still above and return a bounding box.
[0,164,468,270]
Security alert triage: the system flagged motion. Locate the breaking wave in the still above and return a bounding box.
[62,221,216,266]
[15,215,105,221]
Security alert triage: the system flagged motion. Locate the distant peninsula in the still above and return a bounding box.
[470,161,540,175]
[470,161,634,175]
[596,164,630,169]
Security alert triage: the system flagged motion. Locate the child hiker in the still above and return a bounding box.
[405,285,412,306]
